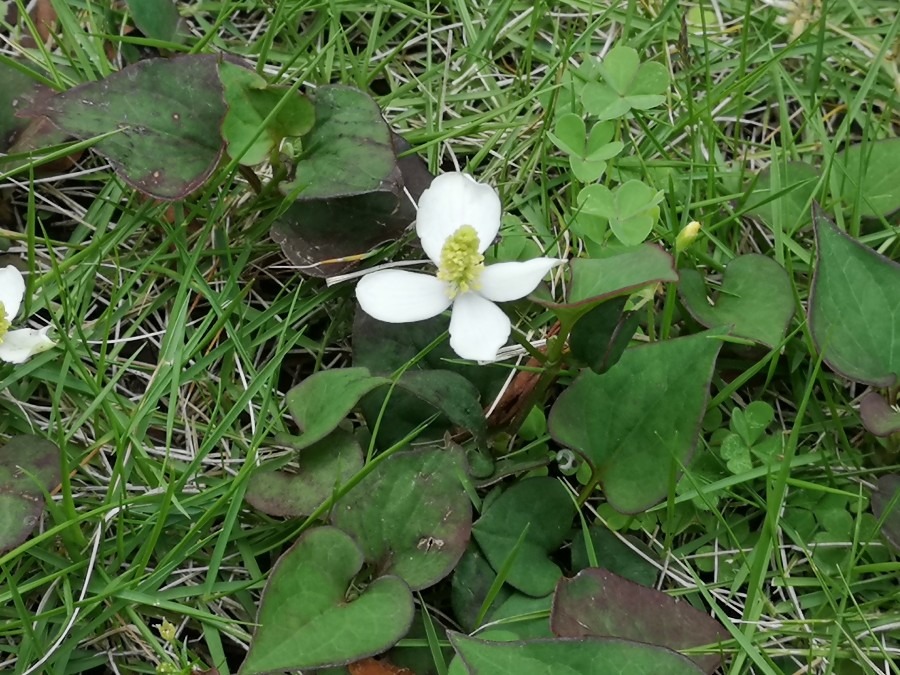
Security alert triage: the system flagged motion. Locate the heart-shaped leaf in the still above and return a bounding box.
[272,116,432,276]
[834,138,900,217]
[472,477,575,597]
[241,527,414,673]
[679,254,795,347]
[533,245,678,326]
[549,332,723,513]
[332,446,472,591]
[219,61,314,166]
[0,435,61,554]
[285,367,392,450]
[449,633,704,674]
[284,366,486,452]
[244,429,364,517]
[809,206,900,386]
[551,568,727,673]
[450,544,513,632]
[570,525,658,587]
[745,162,819,232]
[19,55,226,200]
[870,475,900,553]
[0,62,50,152]
[547,113,585,156]
[125,0,183,42]
[859,392,900,437]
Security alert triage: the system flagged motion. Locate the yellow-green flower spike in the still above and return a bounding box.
[0,302,10,344]
[437,225,485,297]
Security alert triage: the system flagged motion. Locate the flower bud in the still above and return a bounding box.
[676,221,701,253]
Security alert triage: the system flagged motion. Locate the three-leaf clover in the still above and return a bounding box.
[581,46,669,120]
[548,114,624,182]
[577,180,664,246]
[717,402,781,476]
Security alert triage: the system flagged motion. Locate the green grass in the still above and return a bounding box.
[1,0,899,673]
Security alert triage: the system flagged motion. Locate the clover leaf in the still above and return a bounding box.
[581,46,669,120]
[577,179,664,245]
[549,115,624,182]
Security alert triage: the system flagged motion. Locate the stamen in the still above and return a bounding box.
[437,225,485,297]
[0,302,9,344]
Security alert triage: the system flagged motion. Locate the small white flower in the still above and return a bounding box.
[0,266,56,364]
[356,172,565,362]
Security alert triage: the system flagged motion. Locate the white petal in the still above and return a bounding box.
[478,258,566,302]
[0,327,55,364]
[416,172,502,263]
[0,265,26,320]
[449,292,510,362]
[356,269,452,323]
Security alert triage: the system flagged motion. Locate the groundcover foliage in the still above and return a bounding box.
[1,1,899,674]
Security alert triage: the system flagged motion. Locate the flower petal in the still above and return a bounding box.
[0,327,55,364]
[477,257,566,302]
[416,172,502,263]
[0,265,26,320]
[449,292,510,362]
[356,269,452,323]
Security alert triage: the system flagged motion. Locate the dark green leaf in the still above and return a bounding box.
[240,527,414,673]
[332,446,471,591]
[19,55,226,200]
[449,633,705,674]
[679,254,795,347]
[451,545,512,632]
[472,478,575,597]
[809,206,900,386]
[551,568,726,673]
[569,297,640,374]
[244,429,364,517]
[125,0,182,42]
[570,525,658,587]
[285,367,391,451]
[549,332,722,513]
[0,435,61,554]
[834,139,900,217]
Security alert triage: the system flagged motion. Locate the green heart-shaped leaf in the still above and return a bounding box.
[533,244,678,327]
[834,138,900,217]
[547,113,585,156]
[449,633,705,674]
[549,332,722,513]
[18,55,226,200]
[809,206,900,386]
[551,568,726,674]
[679,254,795,347]
[244,429,364,518]
[569,156,607,182]
[240,527,414,673]
[597,46,640,95]
[333,446,472,590]
[0,435,61,554]
[280,85,399,199]
[125,0,183,42]
[472,477,575,597]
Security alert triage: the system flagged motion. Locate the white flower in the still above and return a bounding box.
[356,172,565,362]
[0,266,56,364]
